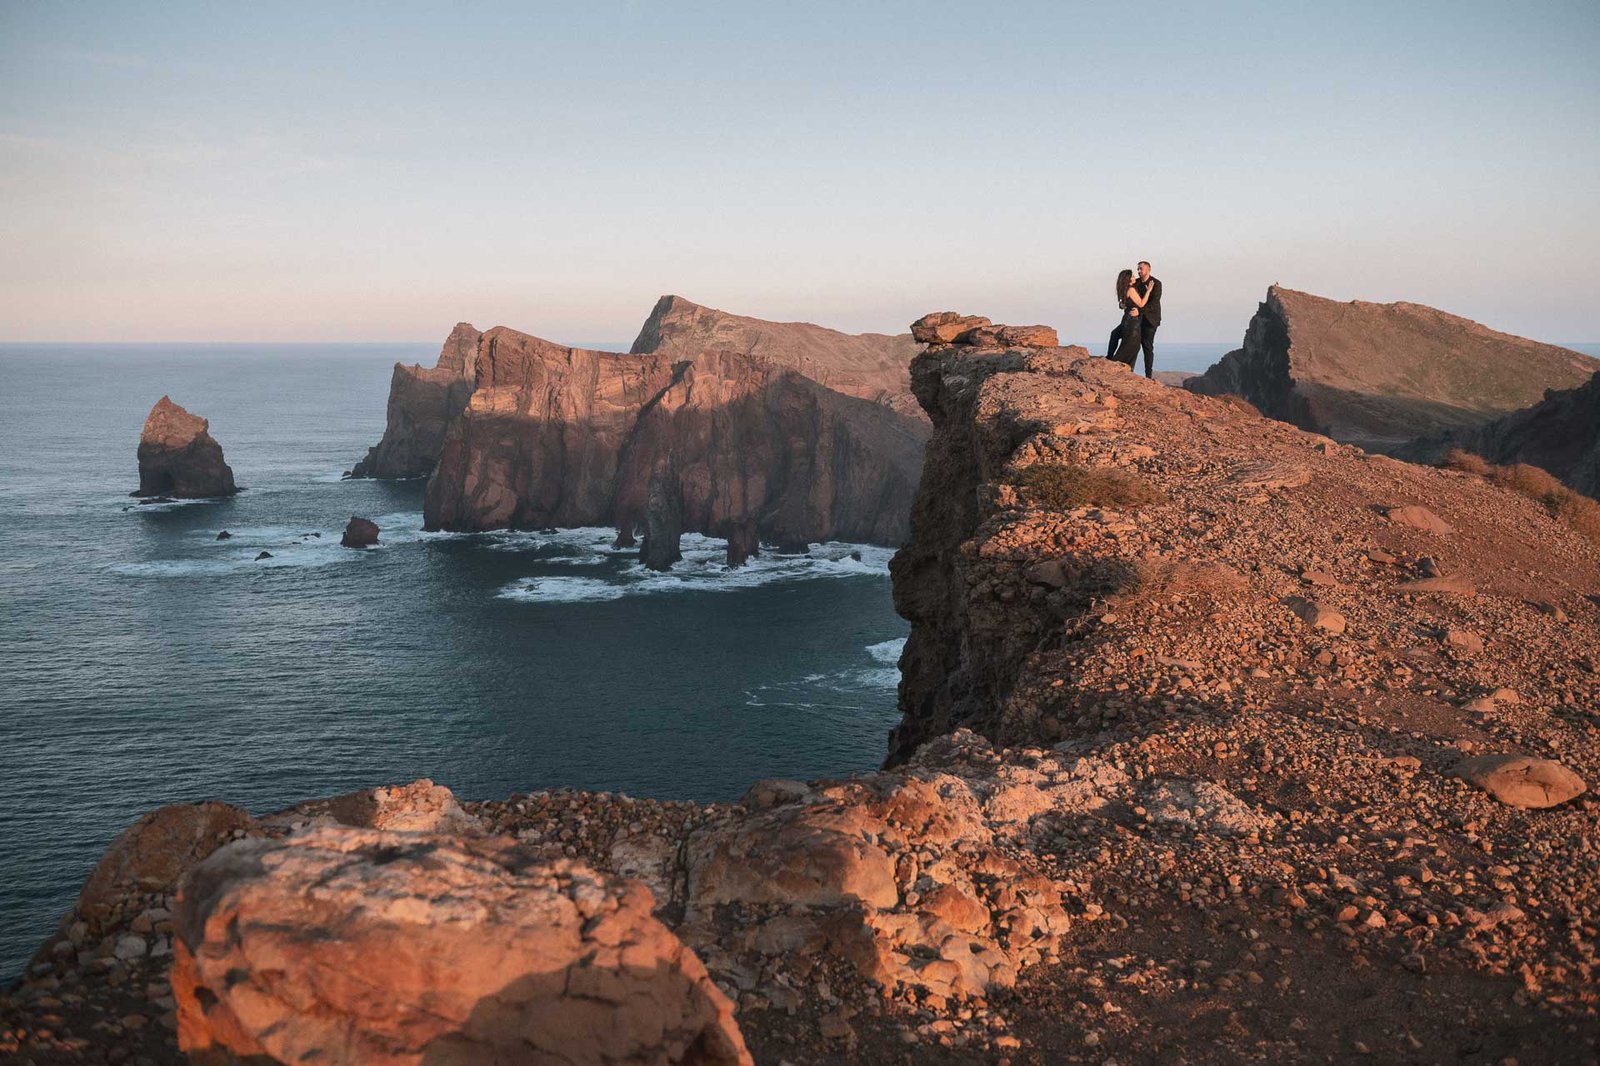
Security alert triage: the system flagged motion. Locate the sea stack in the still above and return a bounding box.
[1184,286,1600,451]
[340,517,380,548]
[134,396,237,498]
[638,465,683,572]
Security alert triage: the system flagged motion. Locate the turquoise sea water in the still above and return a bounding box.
[0,344,909,982]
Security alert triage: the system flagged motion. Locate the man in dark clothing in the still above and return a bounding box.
[1104,261,1163,376]
[1132,261,1161,378]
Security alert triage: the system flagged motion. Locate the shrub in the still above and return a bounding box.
[1011,463,1167,512]
[1442,449,1490,477]
[1445,452,1600,546]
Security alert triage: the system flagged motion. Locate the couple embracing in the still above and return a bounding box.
[1107,260,1162,378]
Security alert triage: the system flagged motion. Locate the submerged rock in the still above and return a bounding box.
[134,396,237,498]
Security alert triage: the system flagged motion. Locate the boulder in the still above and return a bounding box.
[1452,755,1587,809]
[75,801,254,935]
[134,396,238,498]
[1384,504,1454,535]
[996,325,1060,348]
[173,828,750,1066]
[340,516,380,548]
[912,312,993,346]
[268,779,484,835]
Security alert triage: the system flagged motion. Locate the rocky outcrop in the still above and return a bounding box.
[422,325,929,549]
[635,295,921,416]
[354,301,924,486]
[349,323,482,479]
[173,829,750,1065]
[639,461,684,572]
[339,516,379,548]
[71,803,254,940]
[1402,370,1600,498]
[134,397,238,498]
[911,313,1059,350]
[1184,286,1600,451]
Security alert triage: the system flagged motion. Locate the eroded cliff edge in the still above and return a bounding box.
[1184,285,1600,451]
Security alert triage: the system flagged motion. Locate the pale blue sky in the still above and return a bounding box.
[1,1,1596,344]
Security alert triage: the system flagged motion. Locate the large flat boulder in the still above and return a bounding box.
[173,828,750,1066]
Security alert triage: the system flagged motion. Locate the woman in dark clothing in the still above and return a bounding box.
[1106,267,1152,368]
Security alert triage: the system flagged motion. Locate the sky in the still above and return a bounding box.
[1,1,1597,345]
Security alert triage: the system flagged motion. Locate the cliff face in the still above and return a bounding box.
[1184,286,1600,451]
[892,338,1600,760]
[353,299,924,483]
[1402,371,1600,498]
[421,325,929,548]
[349,323,481,479]
[134,396,237,498]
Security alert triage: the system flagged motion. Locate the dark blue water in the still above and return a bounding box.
[0,344,909,982]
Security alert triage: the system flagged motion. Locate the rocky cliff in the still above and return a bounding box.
[352,299,923,483]
[1402,371,1600,499]
[1184,286,1600,451]
[633,295,923,417]
[13,331,1600,1064]
[349,323,481,479]
[421,325,929,552]
[134,396,238,498]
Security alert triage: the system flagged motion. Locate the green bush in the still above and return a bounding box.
[1010,463,1167,512]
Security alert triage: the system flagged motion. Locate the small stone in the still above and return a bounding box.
[1282,596,1345,635]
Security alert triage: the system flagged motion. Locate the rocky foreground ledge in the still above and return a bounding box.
[7,337,1600,1064]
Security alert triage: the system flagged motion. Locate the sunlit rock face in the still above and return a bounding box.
[1184,285,1600,451]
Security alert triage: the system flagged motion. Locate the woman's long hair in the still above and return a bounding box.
[1115,268,1133,306]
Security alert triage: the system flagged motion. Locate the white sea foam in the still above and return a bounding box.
[497,576,631,603]
[867,637,906,664]
[495,535,892,604]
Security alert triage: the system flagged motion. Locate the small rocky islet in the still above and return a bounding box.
[12,292,1600,1062]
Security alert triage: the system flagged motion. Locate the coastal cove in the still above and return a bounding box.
[0,343,909,982]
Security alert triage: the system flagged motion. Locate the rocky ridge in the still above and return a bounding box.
[1402,370,1600,499]
[1184,286,1600,451]
[8,326,1600,1064]
[133,397,237,499]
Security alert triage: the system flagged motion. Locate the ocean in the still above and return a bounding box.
[0,343,909,982]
